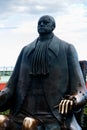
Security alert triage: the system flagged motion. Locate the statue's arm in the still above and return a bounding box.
[59,44,87,114]
[0,47,25,107]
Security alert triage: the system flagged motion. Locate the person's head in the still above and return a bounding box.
[37,15,56,35]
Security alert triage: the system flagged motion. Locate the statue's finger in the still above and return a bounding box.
[61,100,67,114]
[70,100,73,110]
[65,100,70,114]
[59,100,64,113]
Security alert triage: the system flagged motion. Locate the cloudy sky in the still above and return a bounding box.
[0,0,87,67]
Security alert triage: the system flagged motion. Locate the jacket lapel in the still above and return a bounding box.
[27,35,60,57]
[49,35,60,57]
[27,39,37,57]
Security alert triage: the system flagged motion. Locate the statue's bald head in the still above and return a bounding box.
[37,15,56,34]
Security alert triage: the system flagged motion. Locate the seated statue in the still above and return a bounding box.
[0,15,87,130]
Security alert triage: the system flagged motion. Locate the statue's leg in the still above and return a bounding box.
[22,117,64,130]
[22,117,39,130]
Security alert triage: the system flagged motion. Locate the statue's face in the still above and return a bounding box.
[37,16,55,34]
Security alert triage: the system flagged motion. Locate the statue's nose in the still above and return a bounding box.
[40,22,44,26]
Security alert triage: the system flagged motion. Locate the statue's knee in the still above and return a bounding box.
[22,117,39,130]
[0,115,9,129]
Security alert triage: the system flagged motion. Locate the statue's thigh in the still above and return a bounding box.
[44,121,61,130]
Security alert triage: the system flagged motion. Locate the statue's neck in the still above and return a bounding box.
[39,33,54,41]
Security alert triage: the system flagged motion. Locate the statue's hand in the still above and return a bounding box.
[54,90,87,115]
[58,96,76,115]
[0,90,7,105]
[0,90,5,99]
[59,99,73,114]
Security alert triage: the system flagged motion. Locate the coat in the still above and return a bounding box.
[0,35,87,130]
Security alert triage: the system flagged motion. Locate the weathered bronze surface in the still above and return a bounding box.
[0,15,87,130]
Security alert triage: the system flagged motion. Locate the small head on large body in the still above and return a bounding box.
[37,15,56,35]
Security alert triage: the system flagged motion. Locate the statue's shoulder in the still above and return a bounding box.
[26,38,37,48]
[53,35,76,55]
[53,35,71,49]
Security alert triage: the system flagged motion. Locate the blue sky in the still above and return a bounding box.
[0,0,87,67]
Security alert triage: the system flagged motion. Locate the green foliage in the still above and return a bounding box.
[84,104,87,115]
[0,109,10,115]
[83,104,87,128]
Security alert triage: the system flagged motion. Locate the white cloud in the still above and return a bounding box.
[1,0,87,19]
[0,0,87,67]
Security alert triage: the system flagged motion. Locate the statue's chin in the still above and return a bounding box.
[38,29,46,34]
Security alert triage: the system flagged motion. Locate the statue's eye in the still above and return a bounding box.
[44,21,49,24]
[38,19,50,25]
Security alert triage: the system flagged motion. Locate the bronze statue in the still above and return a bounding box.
[0,15,87,130]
